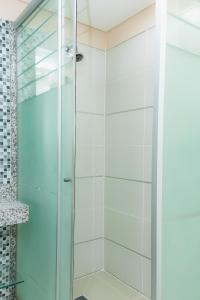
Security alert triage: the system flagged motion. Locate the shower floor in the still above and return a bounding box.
[73,271,148,300]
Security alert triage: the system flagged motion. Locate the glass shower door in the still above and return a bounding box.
[16,0,76,300]
[154,0,200,299]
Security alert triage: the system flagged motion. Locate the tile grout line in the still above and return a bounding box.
[105,270,150,300]
[74,237,104,246]
[108,25,156,50]
[106,176,152,184]
[75,176,152,183]
[106,106,153,116]
[76,111,104,116]
[105,237,151,261]
[74,237,151,261]
[74,268,104,281]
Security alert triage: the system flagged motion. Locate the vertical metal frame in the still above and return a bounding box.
[71,0,77,299]
[56,0,77,299]
[151,0,167,299]
[56,0,62,298]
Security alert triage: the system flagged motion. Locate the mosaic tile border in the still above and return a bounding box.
[0,20,11,185]
[0,226,16,300]
[0,19,17,300]
[0,19,16,200]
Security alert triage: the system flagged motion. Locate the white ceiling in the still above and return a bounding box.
[77,0,154,31]
[0,0,154,31]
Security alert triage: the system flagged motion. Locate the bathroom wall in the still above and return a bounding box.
[74,43,106,278]
[104,26,155,297]
[0,19,17,300]
[104,6,155,298]
[74,6,155,297]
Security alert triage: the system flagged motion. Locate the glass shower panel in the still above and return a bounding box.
[16,0,76,300]
[160,0,200,299]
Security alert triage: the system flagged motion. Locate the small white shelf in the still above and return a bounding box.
[0,201,29,226]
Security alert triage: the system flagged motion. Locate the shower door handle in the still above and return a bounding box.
[64,178,72,183]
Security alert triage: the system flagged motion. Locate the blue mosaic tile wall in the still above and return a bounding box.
[0,19,17,300]
[0,19,16,202]
[0,20,12,185]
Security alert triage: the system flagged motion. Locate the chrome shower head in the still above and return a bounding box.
[76,52,84,62]
[65,46,84,62]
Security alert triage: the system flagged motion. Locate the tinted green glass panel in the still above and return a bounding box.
[17,89,58,300]
[161,3,200,298]
[16,0,75,300]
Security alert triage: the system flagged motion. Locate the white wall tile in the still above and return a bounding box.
[75,209,104,243]
[106,67,155,113]
[106,29,156,113]
[106,145,152,182]
[143,146,152,182]
[106,70,147,113]
[105,210,151,258]
[144,183,151,221]
[144,108,153,145]
[105,108,152,181]
[76,44,106,114]
[105,178,144,218]
[74,239,104,278]
[106,108,153,146]
[104,29,154,294]
[104,178,151,258]
[105,209,143,254]
[106,111,143,146]
[142,220,151,258]
[142,257,151,298]
[145,68,156,107]
[94,146,105,175]
[76,113,105,147]
[76,177,104,211]
[107,34,147,82]
[76,146,93,177]
[74,28,154,289]
[76,113,105,177]
[76,144,105,177]
[106,145,151,181]
[74,42,106,278]
[104,239,143,292]
[75,177,104,243]
[145,28,156,68]
[104,239,151,298]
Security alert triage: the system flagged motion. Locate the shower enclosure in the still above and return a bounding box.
[15,0,156,299]
[12,0,200,299]
[15,0,155,298]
